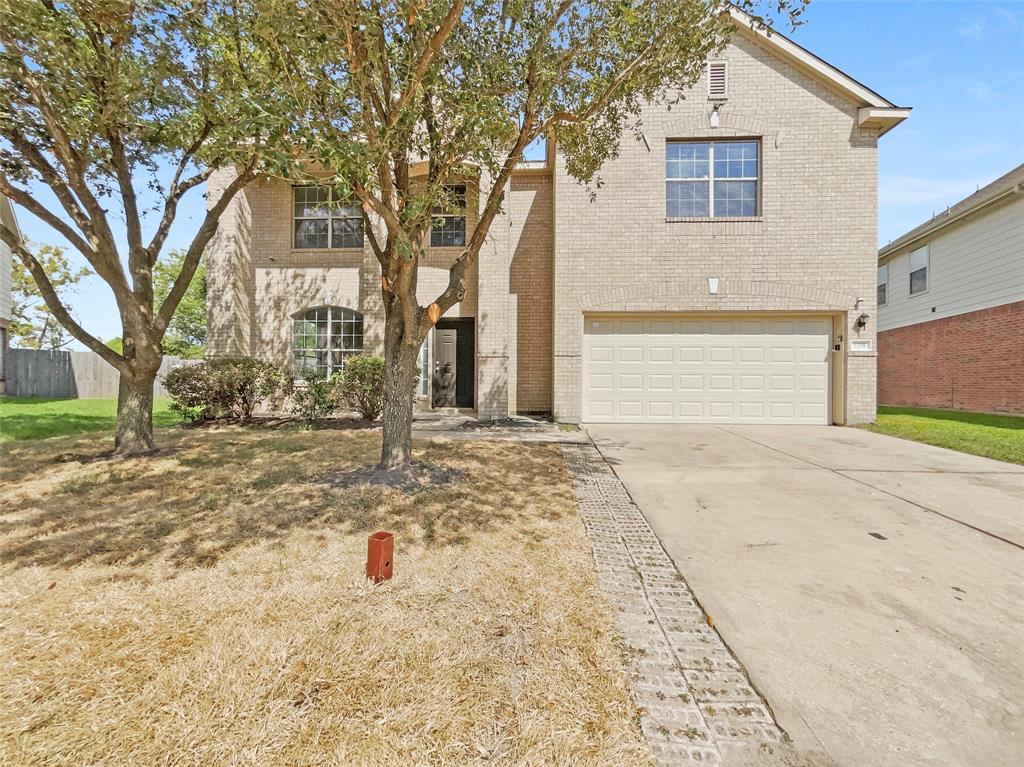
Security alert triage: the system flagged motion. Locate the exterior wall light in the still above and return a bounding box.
[855,312,870,330]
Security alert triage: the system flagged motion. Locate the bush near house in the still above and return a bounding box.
[288,370,345,427]
[163,358,289,423]
[290,356,409,426]
[337,355,387,420]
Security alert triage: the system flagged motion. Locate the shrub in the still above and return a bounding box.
[289,369,344,427]
[209,357,289,421]
[163,357,288,423]
[337,355,386,420]
[162,362,213,423]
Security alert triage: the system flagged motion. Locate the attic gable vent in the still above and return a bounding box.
[708,61,728,100]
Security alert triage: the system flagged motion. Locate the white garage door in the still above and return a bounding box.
[583,315,831,424]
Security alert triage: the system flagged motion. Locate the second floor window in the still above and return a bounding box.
[877,264,888,306]
[909,246,928,295]
[293,186,364,249]
[431,184,467,247]
[666,140,759,218]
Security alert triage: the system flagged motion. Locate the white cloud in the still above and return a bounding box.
[879,175,987,206]
[957,17,986,42]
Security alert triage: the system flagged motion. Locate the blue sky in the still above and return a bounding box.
[14,0,1024,346]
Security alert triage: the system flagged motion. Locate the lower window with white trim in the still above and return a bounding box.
[292,306,363,377]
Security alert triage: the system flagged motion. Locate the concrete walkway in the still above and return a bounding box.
[587,424,1024,767]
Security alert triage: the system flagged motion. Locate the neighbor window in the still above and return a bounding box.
[877,264,888,306]
[430,184,467,247]
[292,306,363,377]
[666,140,759,218]
[909,246,928,295]
[293,186,364,249]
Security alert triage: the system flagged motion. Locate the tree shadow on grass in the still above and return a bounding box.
[0,427,574,572]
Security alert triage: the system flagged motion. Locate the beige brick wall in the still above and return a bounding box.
[552,32,881,424]
[206,173,478,368]
[509,173,554,413]
[205,166,253,357]
[207,30,886,423]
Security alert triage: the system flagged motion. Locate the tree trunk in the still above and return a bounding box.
[379,331,420,472]
[114,369,157,455]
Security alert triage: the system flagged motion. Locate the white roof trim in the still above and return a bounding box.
[729,7,907,113]
[858,107,913,136]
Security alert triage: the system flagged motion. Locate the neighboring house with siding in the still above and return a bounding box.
[0,194,18,394]
[877,164,1024,415]
[206,8,909,425]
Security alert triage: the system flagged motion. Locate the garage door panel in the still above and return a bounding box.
[649,374,674,391]
[739,347,765,363]
[648,401,674,418]
[583,314,830,424]
[678,346,703,363]
[618,374,643,390]
[769,347,795,364]
[739,402,766,418]
[709,347,734,363]
[801,375,826,391]
[649,346,674,363]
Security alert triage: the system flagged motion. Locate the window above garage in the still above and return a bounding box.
[666,140,760,219]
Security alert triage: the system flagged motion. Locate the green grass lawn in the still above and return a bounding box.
[0,397,178,442]
[863,406,1024,465]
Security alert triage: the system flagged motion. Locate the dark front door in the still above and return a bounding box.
[432,328,457,407]
[432,319,475,408]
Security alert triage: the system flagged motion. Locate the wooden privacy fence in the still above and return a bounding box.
[5,349,188,399]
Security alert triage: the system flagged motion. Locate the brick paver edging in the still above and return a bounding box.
[561,443,788,766]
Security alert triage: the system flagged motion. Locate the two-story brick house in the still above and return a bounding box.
[877,164,1024,415]
[206,8,909,425]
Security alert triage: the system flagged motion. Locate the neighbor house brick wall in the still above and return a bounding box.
[552,31,880,424]
[878,301,1024,415]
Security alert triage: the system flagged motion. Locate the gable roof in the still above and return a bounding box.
[0,194,21,240]
[879,163,1024,260]
[729,6,911,135]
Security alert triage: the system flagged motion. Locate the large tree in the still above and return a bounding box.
[262,0,805,472]
[0,0,289,454]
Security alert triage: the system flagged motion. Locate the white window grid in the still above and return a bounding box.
[292,306,364,378]
[430,184,467,247]
[293,186,364,250]
[666,140,760,219]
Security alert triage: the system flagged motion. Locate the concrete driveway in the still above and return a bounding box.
[587,424,1024,767]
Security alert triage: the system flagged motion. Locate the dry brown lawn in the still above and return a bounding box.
[0,425,651,767]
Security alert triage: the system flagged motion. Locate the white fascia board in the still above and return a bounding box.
[858,107,913,135]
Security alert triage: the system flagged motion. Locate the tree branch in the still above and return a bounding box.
[388,0,466,124]
[154,159,260,333]
[0,178,93,257]
[0,222,128,374]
